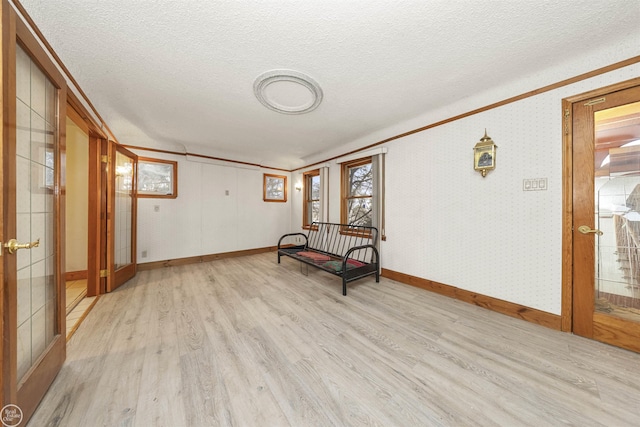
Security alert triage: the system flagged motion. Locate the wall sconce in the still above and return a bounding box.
[295,182,302,191]
[473,129,497,178]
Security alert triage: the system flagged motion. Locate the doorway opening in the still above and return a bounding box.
[65,116,88,315]
[64,113,100,338]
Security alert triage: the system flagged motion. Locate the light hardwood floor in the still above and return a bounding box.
[65,279,87,315]
[29,252,640,426]
[66,296,98,339]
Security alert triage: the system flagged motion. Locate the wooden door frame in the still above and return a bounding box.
[66,102,107,298]
[67,87,110,298]
[104,138,113,293]
[562,76,640,333]
[87,135,103,296]
[0,0,10,406]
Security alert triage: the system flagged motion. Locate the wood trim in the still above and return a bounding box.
[137,246,278,271]
[114,263,136,287]
[122,144,290,172]
[263,173,287,202]
[302,169,319,228]
[64,270,87,281]
[0,0,4,406]
[563,76,640,104]
[561,99,573,332]
[379,152,386,241]
[137,156,178,199]
[16,336,64,423]
[340,157,373,227]
[1,0,15,406]
[67,91,107,139]
[129,144,138,274]
[101,139,110,294]
[593,312,640,353]
[66,102,89,135]
[121,144,184,157]
[15,26,64,89]
[382,268,562,331]
[105,140,114,292]
[57,87,68,347]
[86,136,101,297]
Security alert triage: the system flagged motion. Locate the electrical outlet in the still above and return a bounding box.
[141,250,148,258]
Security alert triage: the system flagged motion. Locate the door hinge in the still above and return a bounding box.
[564,108,570,135]
[101,155,109,163]
[100,269,109,278]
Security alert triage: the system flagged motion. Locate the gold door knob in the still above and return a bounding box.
[4,238,40,254]
[577,225,603,236]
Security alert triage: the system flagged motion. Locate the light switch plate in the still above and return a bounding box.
[523,178,548,191]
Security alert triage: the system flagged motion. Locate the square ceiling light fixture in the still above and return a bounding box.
[253,69,323,115]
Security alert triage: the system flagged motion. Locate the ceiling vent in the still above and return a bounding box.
[253,70,323,115]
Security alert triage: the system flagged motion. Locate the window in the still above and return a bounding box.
[303,169,320,228]
[263,173,287,202]
[341,157,373,227]
[137,157,178,198]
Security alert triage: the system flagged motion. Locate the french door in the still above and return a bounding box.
[1,6,67,424]
[571,80,640,352]
[107,143,137,291]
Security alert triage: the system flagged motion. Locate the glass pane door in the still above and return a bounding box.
[594,101,640,323]
[114,151,133,270]
[108,144,137,291]
[16,44,58,381]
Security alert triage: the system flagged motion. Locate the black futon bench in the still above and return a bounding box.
[277,222,380,295]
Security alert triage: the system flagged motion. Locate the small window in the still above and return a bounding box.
[263,173,287,202]
[303,169,320,228]
[137,157,178,198]
[341,157,372,227]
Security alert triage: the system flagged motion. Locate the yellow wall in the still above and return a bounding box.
[65,117,88,272]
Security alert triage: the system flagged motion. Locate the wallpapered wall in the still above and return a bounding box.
[291,59,640,315]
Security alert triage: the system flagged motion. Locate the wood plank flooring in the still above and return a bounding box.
[66,296,98,339]
[65,279,87,315]
[28,252,640,426]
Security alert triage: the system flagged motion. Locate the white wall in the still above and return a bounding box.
[291,48,640,315]
[65,118,88,272]
[133,150,291,263]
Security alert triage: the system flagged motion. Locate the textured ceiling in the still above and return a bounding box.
[17,0,640,169]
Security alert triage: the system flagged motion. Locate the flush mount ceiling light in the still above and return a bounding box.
[253,69,323,115]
